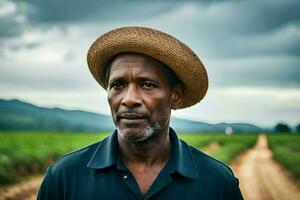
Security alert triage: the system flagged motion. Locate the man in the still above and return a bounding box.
[38,26,243,200]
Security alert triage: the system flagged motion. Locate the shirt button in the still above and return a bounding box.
[123,175,128,179]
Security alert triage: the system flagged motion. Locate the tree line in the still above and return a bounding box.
[274,123,300,133]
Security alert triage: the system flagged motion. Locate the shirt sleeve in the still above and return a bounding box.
[223,176,244,200]
[37,168,59,200]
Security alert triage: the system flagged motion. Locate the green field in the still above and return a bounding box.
[0,132,257,185]
[268,134,300,181]
[180,134,257,164]
[0,132,109,185]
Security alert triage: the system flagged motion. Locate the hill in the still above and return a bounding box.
[0,99,113,132]
[0,99,263,133]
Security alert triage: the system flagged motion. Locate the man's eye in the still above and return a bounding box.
[142,82,156,89]
[111,82,125,89]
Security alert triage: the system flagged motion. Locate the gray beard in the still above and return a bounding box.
[117,122,161,143]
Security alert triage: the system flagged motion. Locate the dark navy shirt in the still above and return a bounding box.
[38,128,243,200]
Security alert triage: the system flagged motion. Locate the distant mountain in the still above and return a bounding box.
[0,99,263,133]
[171,118,263,133]
[0,99,114,132]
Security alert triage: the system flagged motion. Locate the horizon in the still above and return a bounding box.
[1,97,295,129]
[1,0,299,128]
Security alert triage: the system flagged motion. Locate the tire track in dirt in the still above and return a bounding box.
[231,134,300,200]
[0,176,43,200]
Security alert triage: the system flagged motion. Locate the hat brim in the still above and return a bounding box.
[87,26,208,109]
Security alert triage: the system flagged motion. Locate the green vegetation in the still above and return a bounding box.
[0,132,109,185]
[209,135,257,165]
[180,134,257,164]
[0,132,257,186]
[268,134,300,181]
[274,123,292,133]
[179,134,213,148]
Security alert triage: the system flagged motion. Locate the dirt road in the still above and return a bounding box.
[231,134,300,200]
[0,176,43,200]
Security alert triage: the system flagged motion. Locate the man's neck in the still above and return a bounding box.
[117,128,172,196]
[117,129,171,168]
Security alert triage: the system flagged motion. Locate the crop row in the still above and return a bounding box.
[0,132,109,185]
[268,134,300,181]
[180,134,257,164]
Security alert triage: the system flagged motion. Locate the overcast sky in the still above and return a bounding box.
[0,0,299,128]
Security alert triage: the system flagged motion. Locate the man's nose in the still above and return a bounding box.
[121,84,142,108]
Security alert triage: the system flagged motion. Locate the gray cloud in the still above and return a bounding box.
[211,1,300,34]
[1,0,299,39]
[0,0,177,38]
[26,0,177,23]
[1,0,299,90]
[0,1,28,38]
[206,56,300,88]
[0,59,98,93]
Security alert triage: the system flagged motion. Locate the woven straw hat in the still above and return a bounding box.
[87,26,208,109]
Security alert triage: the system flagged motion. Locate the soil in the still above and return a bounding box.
[231,134,300,200]
[0,176,43,200]
[203,141,220,155]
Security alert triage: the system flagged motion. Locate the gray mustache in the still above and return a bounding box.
[117,112,148,119]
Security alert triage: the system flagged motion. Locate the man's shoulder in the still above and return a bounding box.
[180,140,243,199]
[47,138,104,173]
[186,142,235,180]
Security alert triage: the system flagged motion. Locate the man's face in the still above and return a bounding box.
[107,53,179,143]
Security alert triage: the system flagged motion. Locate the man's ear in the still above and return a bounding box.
[171,84,184,110]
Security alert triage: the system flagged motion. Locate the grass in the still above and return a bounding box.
[0,132,109,185]
[179,134,213,149]
[268,134,300,181]
[0,132,257,185]
[209,134,257,165]
[180,134,257,165]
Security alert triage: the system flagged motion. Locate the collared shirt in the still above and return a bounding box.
[38,128,243,200]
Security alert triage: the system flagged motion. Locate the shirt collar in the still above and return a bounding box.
[169,128,198,179]
[87,130,118,169]
[87,128,198,179]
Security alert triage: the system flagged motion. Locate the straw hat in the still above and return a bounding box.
[87,26,208,109]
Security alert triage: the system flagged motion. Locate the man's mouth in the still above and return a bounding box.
[117,112,148,122]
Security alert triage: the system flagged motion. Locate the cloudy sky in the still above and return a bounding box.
[0,0,299,128]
